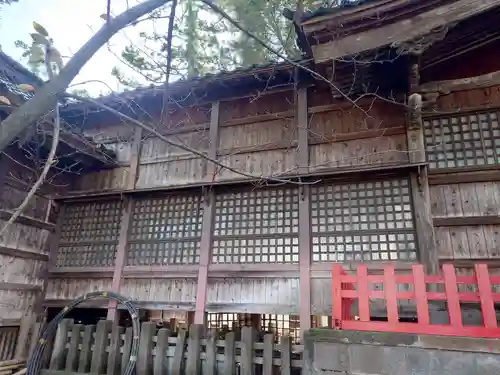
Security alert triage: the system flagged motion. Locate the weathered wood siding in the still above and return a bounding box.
[425,83,500,266]
[216,92,296,180]
[206,278,299,314]
[0,290,37,320]
[431,183,500,260]
[45,278,112,301]
[120,278,197,306]
[70,90,407,192]
[0,155,53,319]
[308,90,407,172]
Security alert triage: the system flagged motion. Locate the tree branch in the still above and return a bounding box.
[160,0,177,122]
[0,104,60,237]
[0,0,172,152]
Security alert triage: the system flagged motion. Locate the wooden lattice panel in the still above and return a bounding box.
[311,178,417,262]
[212,187,299,264]
[57,200,123,267]
[424,111,500,169]
[126,194,204,265]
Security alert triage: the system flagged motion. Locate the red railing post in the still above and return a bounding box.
[331,264,343,328]
[442,264,462,328]
[475,263,497,328]
[383,265,399,325]
[412,264,430,325]
[357,265,370,322]
[330,262,500,338]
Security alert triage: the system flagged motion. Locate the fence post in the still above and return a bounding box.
[263,334,273,375]
[154,328,170,375]
[172,329,187,375]
[240,326,255,375]
[383,265,399,324]
[475,263,497,328]
[78,325,96,373]
[107,325,124,375]
[137,322,155,375]
[223,332,235,375]
[280,336,291,375]
[331,264,343,326]
[66,324,82,372]
[442,264,462,328]
[186,324,202,375]
[412,264,430,325]
[90,320,112,375]
[121,327,133,375]
[14,314,35,359]
[205,329,216,375]
[49,318,72,370]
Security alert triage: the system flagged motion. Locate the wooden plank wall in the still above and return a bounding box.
[425,82,500,286]
[206,278,300,314]
[49,85,410,318]
[0,155,54,321]
[70,88,408,192]
[307,89,408,172]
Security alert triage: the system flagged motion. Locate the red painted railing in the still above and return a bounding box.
[331,263,500,338]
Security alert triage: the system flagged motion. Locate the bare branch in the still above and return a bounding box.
[0,0,173,152]
[0,104,60,236]
[66,93,318,186]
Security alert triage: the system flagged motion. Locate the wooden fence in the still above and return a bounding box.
[42,320,303,375]
[332,263,500,338]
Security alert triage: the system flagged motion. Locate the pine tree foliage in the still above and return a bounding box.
[112,0,324,87]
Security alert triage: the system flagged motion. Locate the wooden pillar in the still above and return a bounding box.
[107,126,143,320]
[193,101,220,324]
[296,87,311,335]
[406,56,438,273]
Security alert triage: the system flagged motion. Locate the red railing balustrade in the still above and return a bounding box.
[331,263,500,338]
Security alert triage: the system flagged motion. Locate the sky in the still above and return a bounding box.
[0,0,158,95]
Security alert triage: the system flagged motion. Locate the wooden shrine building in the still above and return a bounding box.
[1,0,500,343]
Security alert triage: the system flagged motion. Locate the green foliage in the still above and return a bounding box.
[113,0,320,88]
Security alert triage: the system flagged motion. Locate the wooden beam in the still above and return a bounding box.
[310,0,500,62]
[56,163,426,202]
[205,101,220,182]
[107,126,143,321]
[0,282,41,292]
[420,69,500,94]
[0,209,55,232]
[296,87,311,335]
[194,101,220,324]
[0,245,49,261]
[429,170,500,185]
[433,215,500,227]
[406,57,438,274]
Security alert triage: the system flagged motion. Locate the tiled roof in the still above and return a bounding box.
[299,0,374,21]
[0,52,43,101]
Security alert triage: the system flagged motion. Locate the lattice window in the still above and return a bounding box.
[424,111,500,169]
[261,314,300,344]
[311,178,417,262]
[57,200,123,267]
[126,194,203,266]
[206,313,253,330]
[212,187,299,264]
